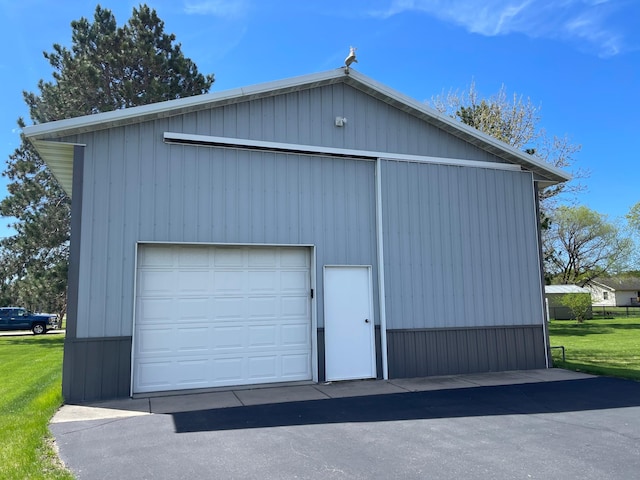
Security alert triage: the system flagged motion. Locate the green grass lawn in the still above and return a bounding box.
[0,334,73,479]
[549,317,640,381]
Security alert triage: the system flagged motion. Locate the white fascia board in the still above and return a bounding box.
[163,132,522,172]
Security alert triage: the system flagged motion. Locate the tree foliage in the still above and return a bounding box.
[430,81,585,212]
[24,4,214,122]
[627,202,640,234]
[0,4,214,316]
[560,293,592,323]
[544,206,632,285]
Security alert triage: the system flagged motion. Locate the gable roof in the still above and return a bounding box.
[590,277,640,291]
[23,68,570,195]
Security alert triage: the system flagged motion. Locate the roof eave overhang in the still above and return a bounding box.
[31,140,77,197]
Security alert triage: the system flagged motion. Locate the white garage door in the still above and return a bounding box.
[133,245,312,394]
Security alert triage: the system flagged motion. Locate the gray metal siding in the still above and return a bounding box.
[387,326,546,378]
[381,160,543,330]
[75,137,377,337]
[62,337,132,402]
[159,84,506,163]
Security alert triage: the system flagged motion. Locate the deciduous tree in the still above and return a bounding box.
[544,206,632,285]
[430,81,585,213]
[0,4,214,316]
[560,292,592,323]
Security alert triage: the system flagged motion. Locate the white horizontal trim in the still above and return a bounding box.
[163,132,522,172]
[137,241,316,248]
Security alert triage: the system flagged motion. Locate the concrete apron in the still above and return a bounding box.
[51,369,593,424]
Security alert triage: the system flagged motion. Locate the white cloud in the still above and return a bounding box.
[369,0,632,57]
[183,0,249,18]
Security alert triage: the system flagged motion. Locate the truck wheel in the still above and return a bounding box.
[32,323,46,335]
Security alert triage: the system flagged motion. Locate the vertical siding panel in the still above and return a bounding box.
[195,146,210,242]
[181,147,198,241]
[105,128,125,336]
[331,84,344,149]
[466,169,480,328]
[408,163,425,329]
[118,126,140,336]
[236,101,250,138]
[168,144,184,242]
[137,122,155,241]
[88,132,110,337]
[297,90,311,145]
[153,137,170,240]
[396,164,412,328]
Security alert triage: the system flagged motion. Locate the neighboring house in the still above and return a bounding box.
[544,285,592,320]
[23,69,569,402]
[586,277,640,307]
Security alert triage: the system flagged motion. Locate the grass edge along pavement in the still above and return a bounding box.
[0,334,74,480]
[549,317,640,382]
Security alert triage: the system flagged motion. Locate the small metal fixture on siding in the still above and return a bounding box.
[335,116,347,127]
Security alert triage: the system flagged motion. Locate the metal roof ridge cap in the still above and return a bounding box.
[237,69,345,97]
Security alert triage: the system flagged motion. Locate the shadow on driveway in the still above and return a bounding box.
[172,376,640,433]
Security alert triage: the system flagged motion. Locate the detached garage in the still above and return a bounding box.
[24,68,569,402]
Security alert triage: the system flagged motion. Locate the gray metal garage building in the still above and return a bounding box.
[24,69,569,402]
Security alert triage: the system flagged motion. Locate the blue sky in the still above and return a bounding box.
[1,0,638,239]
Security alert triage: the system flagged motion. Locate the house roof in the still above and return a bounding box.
[23,68,570,196]
[545,285,590,294]
[590,277,640,292]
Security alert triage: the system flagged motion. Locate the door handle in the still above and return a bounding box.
[365,319,369,323]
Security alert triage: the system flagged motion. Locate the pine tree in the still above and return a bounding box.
[0,4,214,316]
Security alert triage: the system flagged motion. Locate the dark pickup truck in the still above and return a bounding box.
[0,307,58,334]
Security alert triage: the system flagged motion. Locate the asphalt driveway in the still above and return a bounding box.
[50,370,640,479]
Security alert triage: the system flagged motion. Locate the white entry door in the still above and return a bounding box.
[324,266,376,381]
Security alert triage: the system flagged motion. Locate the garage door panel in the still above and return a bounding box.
[134,245,312,394]
[213,297,246,319]
[248,325,278,347]
[248,355,278,379]
[175,297,210,318]
[212,325,246,349]
[248,248,277,266]
[136,360,173,389]
[282,323,311,346]
[177,270,210,293]
[248,297,278,318]
[213,248,244,267]
[137,326,174,354]
[139,246,173,267]
[137,298,174,323]
[139,270,175,295]
[282,295,309,317]
[282,353,312,377]
[175,358,210,388]
[176,327,209,352]
[177,246,210,267]
[249,271,279,291]
[212,357,244,382]
[281,270,309,291]
[280,248,310,267]
[213,270,246,293]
